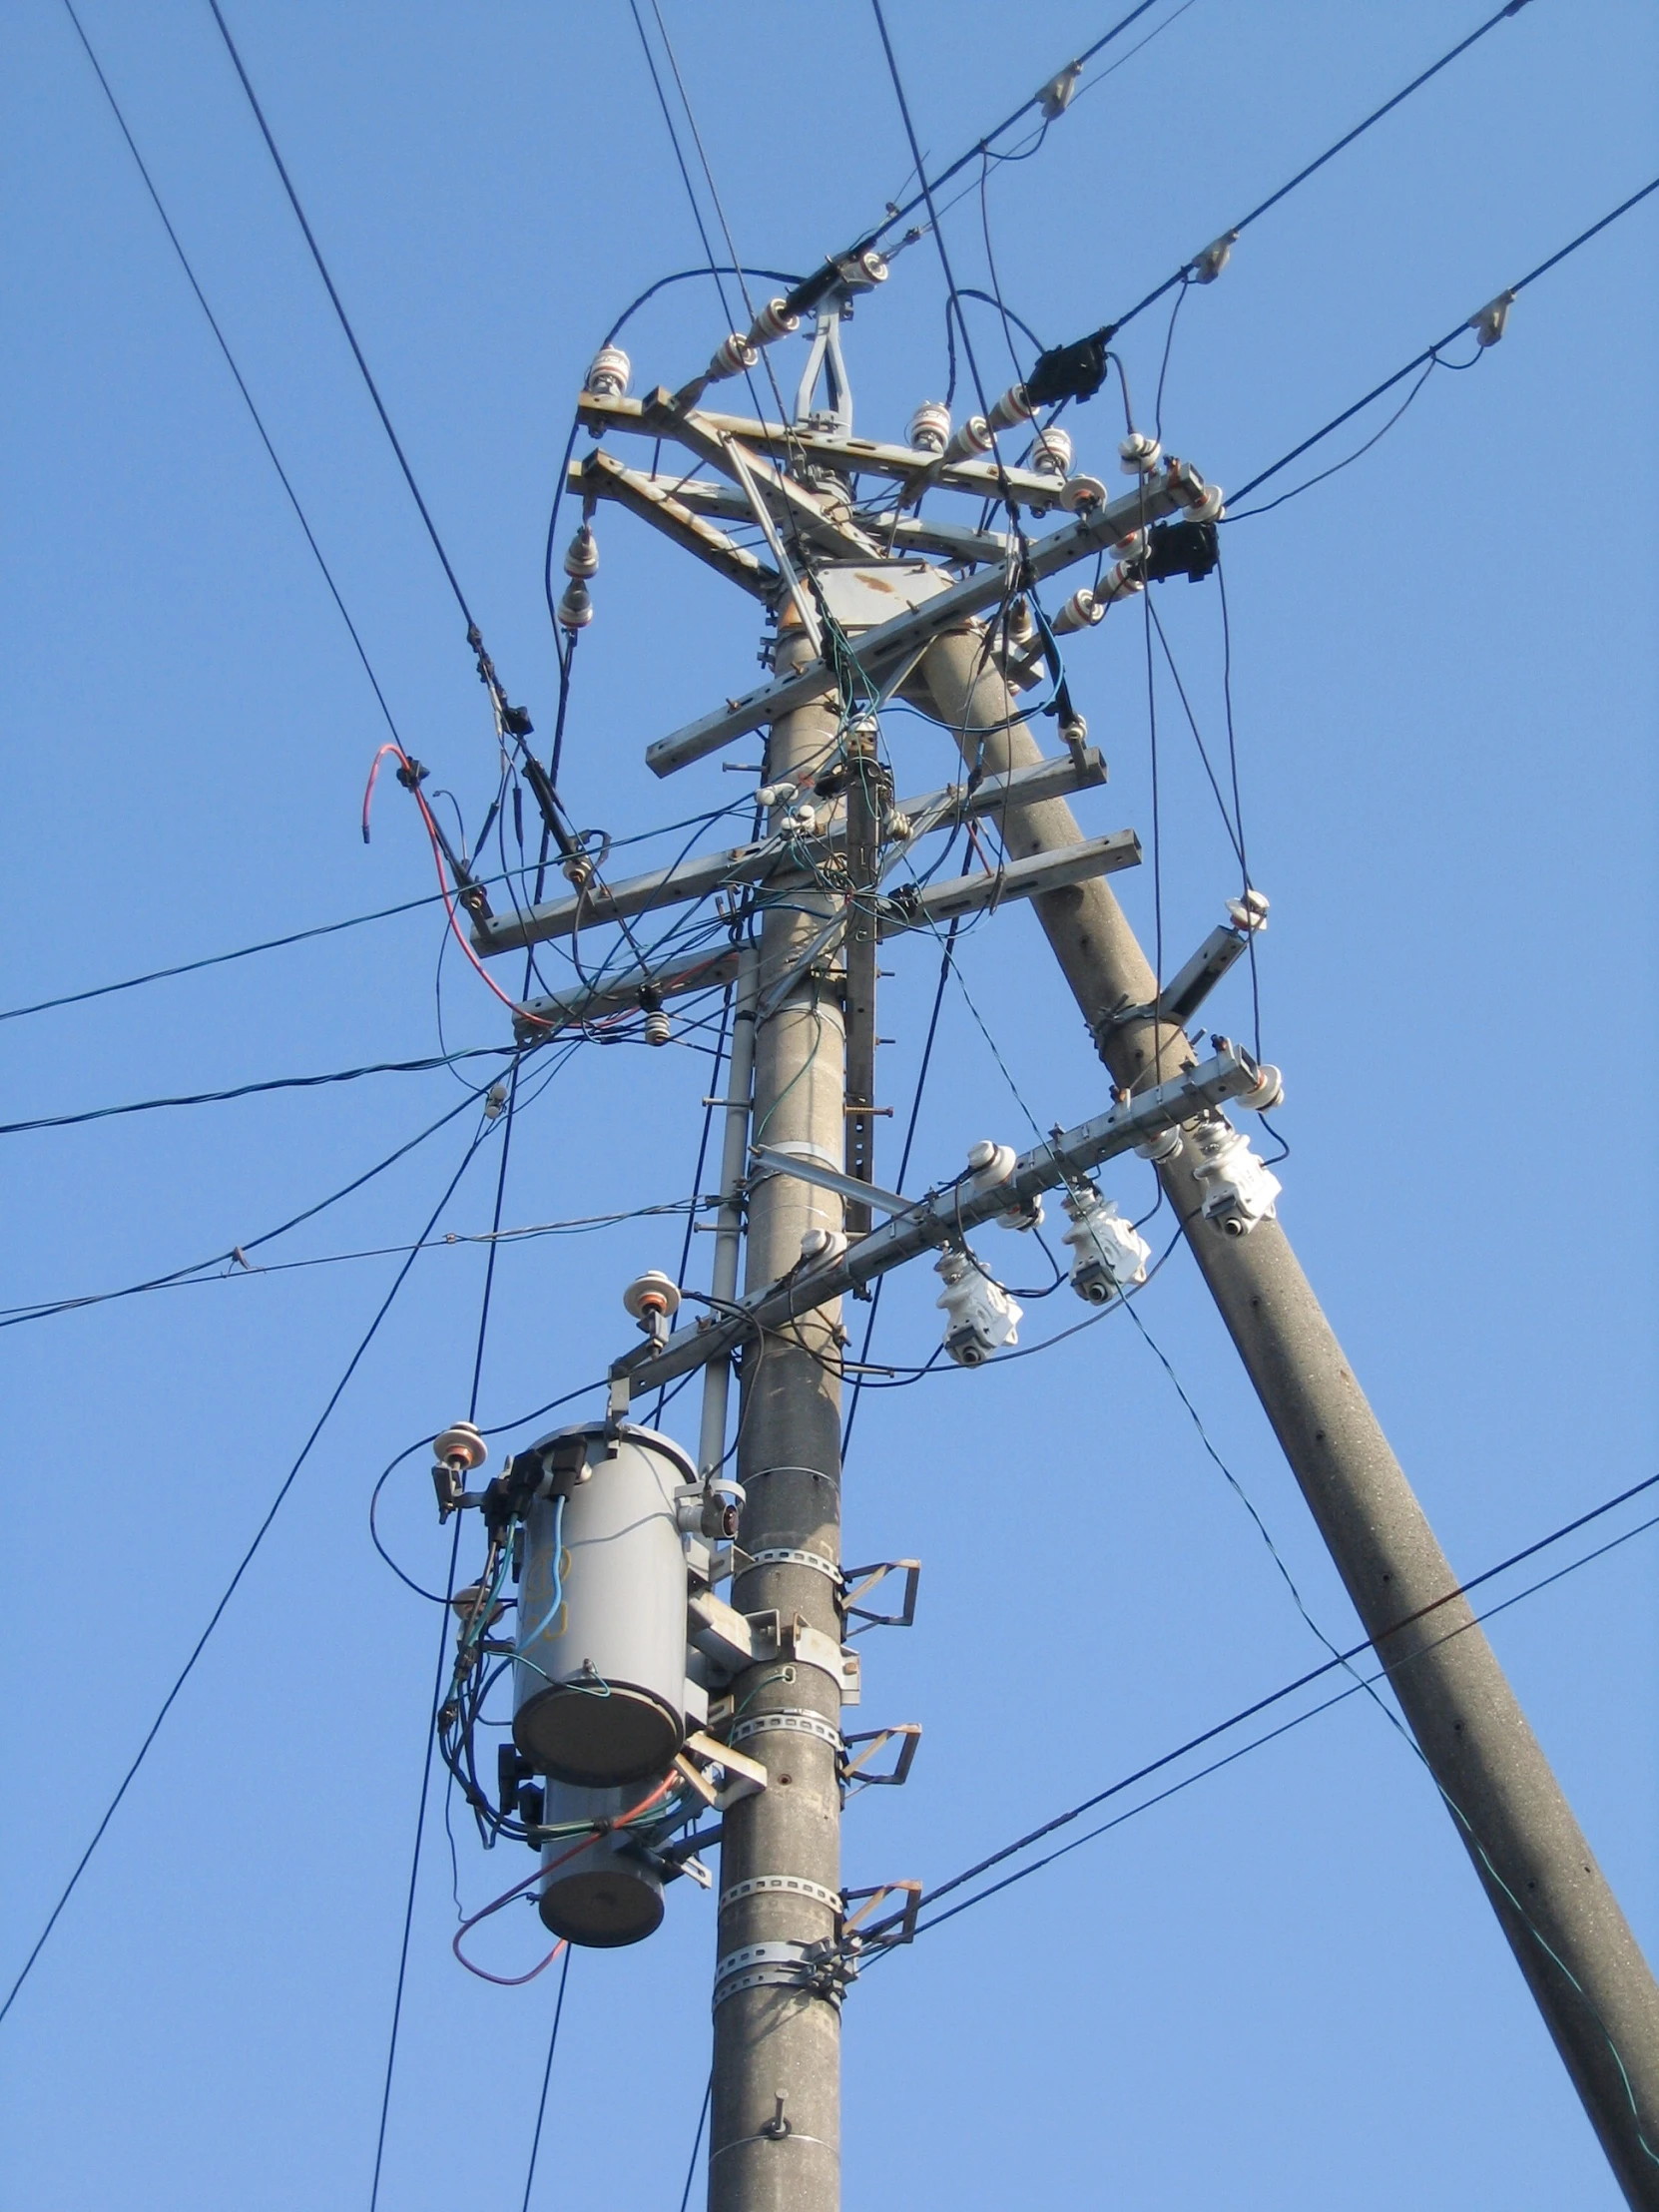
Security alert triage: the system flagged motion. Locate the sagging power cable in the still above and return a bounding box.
[59,0,403,748]
[0,1117,495,2028]
[1224,172,1659,511]
[1020,0,1545,410]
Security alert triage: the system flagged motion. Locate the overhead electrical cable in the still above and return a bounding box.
[519,1948,574,2212]
[894,1469,1659,1939]
[860,0,1169,251]
[203,0,477,636]
[59,0,403,745]
[0,1087,496,1329]
[1224,173,1659,511]
[912,1503,1659,1942]
[369,1055,525,2209]
[0,1045,513,1138]
[0,1121,494,2027]
[1021,0,1546,405]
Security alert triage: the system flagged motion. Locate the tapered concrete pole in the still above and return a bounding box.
[920,625,1659,2208]
[709,631,846,2212]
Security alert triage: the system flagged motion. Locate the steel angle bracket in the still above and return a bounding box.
[840,1880,923,1952]
[674,1728,769,1812]
[839,1724,921,1795]
[688,1589,861,1704]
[839,1558,921,1635]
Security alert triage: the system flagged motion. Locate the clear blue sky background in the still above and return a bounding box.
[2,3,1656,2205]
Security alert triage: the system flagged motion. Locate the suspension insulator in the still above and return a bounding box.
[707,331,760,382]
[564,523,599,579]
[748,297,800,346]
[943,415,993,464]
[557,578,593,631]
[986,381,1033,433]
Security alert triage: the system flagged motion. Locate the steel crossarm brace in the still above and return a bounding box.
[575,467,1016,569]
[472,749,1109,956]
[645,468,1189,776]
[579,390,1069,511]
[593,389,882,563]
[608,1047,1263,1394]
[884,831,1140,930]
[513,942,741,1041]
[569,448,779,599]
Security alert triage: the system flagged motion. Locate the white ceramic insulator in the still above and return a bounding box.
[585,345,630,399]
[749,298,800,345]
[907,401,951,454]
[564,524,598,579]
[708,332,760,381]
[643,1008,672,1047]
[1061,1190,1152,1303]
[1119,431,1162,475]
[557,579,593,631]
[1058,473,1107,512]
[986,382,1033,433]
[1053,588,1103,636]
[943,415,993,464]
[1099,562,1144,604]
[1030,426,1074,478]
[1186,481,1224,522]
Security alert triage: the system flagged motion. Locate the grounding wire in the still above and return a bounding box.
[0,1045,513,1138]
[59,0,404,747]
[1225,174,1659,511]
[0,1116,493,2027]
[204,0,479,637]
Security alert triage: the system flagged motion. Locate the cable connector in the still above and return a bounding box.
[935,1249,1022,1366]
[1187,1115,1281,1236]
[1469,289,1515,347]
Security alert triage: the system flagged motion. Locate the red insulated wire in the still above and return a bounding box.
[450,1775,678,1982]
[362,742,553,1030]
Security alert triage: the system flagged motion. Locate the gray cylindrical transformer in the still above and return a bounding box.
[537,1780,665,1948]
[513,1421,692,1787]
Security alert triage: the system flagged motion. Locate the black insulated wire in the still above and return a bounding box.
[60,0,404,749]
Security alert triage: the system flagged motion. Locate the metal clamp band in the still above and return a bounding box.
[713,1939,846,2011]
[743,1546,841,1584]
[730,1709,843,1753]
[720,1874,840,1915]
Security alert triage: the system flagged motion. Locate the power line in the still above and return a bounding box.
[0,1045,513,1138]
[0,1118,493,2027]
[369,1057,524,2208]
[203,0,478,637]
[520,1948,574,2212]
[58,0,403,745]
[897,1468,1659,1939]
[913,1504,1659,1942]
[0,1088,487,1331]
[1023,0,1546,401]
[1225,173,1659,509]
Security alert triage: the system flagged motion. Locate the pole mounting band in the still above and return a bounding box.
[713,1938,847,2010]
[743,1545,841,1584]
[730,1709,843,1752]
[719,1874,841,1914]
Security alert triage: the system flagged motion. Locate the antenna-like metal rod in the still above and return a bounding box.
[916,626,1659,2211]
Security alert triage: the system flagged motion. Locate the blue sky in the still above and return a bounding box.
[2,2,1656,2205]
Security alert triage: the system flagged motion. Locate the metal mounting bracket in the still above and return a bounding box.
[840,1880,922,1950]
[839,1558,921,1634]
[839,1723,921,1794]
[673,1728,770,1812]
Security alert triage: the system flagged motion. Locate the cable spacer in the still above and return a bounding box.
[719,1874,841,1915]
[730,1709,843,1754]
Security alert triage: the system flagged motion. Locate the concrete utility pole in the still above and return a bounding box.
[919,629,1659,2209]
[709,630,846,2212]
